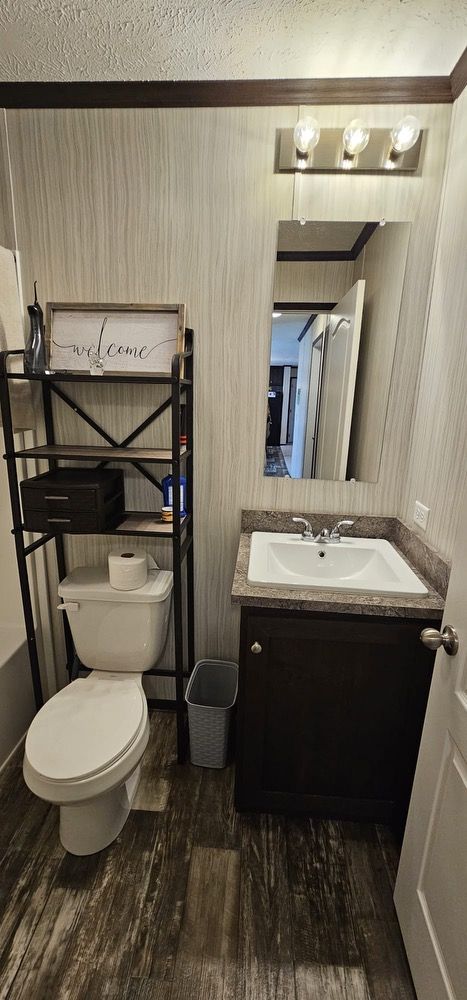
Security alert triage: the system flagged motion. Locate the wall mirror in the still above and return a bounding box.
[265,220,411,483]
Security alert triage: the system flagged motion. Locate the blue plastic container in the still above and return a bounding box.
[162,474,187,514]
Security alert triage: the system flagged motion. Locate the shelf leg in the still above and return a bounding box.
[172,536,186,763]
[14,536,44,709]
[171,366,187,763]
[186,538,195,675]
[185,340,195,675]
[54,533,75,676]
[0,372,43,709]
[42,382,75,676]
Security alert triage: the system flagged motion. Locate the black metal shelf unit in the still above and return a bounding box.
[0,331,194,762]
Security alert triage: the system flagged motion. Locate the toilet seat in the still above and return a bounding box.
[24,676,149,805]
[25,676,146,782]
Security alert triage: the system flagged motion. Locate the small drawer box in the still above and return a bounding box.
[20,468,124,534]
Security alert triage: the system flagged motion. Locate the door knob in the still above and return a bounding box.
[420,625,459,656]
[251,642,262,654]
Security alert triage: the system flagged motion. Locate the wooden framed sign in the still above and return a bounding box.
[46,303,186,375]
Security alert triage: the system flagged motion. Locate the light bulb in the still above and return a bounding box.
[342,119,370,156]
[272,311,282,318]
[390,115,421,153]
[293,116,320,156]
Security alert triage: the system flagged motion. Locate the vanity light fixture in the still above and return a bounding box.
[278,115,423,174]
[341,119,370,169]
[293,116,321,160]
[384,115,421,169]
[390,115,421,154]
[342,119,370,156]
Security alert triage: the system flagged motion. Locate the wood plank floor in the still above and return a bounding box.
[0,711,416,1000]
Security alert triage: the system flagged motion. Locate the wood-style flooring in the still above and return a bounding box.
[0,711,416,1000]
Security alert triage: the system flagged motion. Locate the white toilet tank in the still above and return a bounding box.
[58,567,173,672]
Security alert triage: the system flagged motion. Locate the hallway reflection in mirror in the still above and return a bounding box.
[265,220,411,483]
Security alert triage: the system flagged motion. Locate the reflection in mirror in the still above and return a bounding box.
[264,220,411,483]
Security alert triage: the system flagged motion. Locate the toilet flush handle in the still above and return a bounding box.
[57,602,80,612]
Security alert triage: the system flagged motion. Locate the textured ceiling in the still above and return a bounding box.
[278,222,365,253]
[0,1,466,82]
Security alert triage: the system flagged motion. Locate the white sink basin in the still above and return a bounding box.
[247,532,428,596]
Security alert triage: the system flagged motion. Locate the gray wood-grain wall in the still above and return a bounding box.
[402,89,467,558]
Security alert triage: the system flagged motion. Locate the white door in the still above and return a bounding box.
[303,326,325,477]
[290,315,325,478]
[394,480,467,1000]
[315,280,365,480]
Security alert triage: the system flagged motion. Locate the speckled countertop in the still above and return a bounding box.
[231,512,447,621]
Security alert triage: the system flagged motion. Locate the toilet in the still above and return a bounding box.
[23,565,173,856]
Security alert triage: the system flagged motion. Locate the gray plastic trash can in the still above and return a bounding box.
[185,658,238,768]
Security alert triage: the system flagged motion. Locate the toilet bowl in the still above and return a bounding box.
[23,565,173,855]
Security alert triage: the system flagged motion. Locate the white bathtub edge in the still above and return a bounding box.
[0,628,36,769]
[0,731,26,774]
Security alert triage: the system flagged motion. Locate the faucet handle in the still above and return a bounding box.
[292,517,314,539]
[330,519,355,539]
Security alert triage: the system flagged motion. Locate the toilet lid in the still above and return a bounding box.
[25,678,145,781]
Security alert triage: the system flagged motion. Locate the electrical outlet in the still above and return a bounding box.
[413,500,430,532]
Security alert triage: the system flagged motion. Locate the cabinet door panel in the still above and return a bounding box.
[236,609,433,826]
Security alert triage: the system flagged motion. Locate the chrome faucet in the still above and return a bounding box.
[316,518,355,543]
[292,517,314,539]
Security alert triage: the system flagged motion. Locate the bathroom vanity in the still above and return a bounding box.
[232,512,447,836]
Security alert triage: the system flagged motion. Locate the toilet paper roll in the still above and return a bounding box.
[108,548,151,591]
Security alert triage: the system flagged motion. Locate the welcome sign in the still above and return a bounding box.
[47,303,185,374]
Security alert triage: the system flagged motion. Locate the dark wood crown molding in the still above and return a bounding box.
[450,46,467,100]
[277,222,379,263]
[274,302,337,311]
[0,75,454,109]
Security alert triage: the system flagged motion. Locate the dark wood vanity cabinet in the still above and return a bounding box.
[235,605,438,836]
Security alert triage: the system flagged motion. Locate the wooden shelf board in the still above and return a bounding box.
[111,512,189,535]
[15,444,189,464]
[21,511,190,537]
